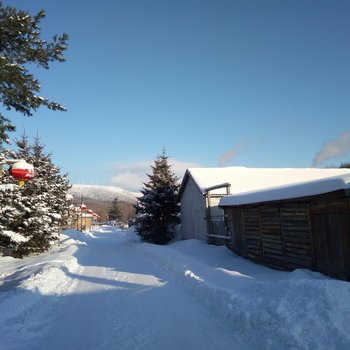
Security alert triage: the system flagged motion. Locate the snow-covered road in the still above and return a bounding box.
[37,229,247,350]
[1,226,350,350]
[0,227,247,350]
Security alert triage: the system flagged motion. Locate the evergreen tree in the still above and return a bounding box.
[0,177,23,253]
[135,150,180,244]
[108,197,123,222]
[0,135,72,256]
[339,162,350,169]
[0,2,68,147]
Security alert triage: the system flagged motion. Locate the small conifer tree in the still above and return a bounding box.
[108,197,123,222]
[135,150,180,244]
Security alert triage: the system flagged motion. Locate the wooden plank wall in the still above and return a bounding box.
[280,204,313,270]
[240,203,313,271]
[310,192,350,280]
[242,208,262,262]
[226,190,350,280]
[259,206,283,268]
[229,202,313,271]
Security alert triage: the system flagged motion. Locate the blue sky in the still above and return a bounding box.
[2,0,350,191]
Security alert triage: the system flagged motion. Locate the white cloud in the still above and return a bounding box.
[313,130,350,167]
[110,158,201,192]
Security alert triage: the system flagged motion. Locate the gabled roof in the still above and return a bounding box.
[179,166,350,199]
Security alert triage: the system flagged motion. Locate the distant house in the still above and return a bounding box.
[219,172,350,281]
[179,167,350,245]
[74,213,94,232]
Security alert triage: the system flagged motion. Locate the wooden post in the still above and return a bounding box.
[206,191,212,238]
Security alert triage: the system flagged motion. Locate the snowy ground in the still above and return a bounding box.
[1,226,350,350]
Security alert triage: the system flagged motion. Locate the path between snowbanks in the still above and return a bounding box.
[1,226,350,349]
[0,231,87,348]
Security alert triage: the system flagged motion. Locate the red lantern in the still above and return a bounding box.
[80,203,87,211]
[10,160,35,186]
[88,209,93,214]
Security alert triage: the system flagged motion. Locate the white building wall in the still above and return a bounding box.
[180,177,207,240]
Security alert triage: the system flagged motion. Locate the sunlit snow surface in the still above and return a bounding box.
[1,226,350,349]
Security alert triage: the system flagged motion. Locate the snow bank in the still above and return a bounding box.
[0,230,87,348]
[132,230,350,349]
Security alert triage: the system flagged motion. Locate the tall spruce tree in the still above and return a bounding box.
[135,150,180,244]
[0,2,68,148]
[0,135,71,256]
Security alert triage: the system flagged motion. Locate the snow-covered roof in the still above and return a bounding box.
[179,166,350,199]
[79,213,94,218]
[219,171,350,206]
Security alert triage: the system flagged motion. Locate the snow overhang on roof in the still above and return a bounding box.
[219,173,350,206]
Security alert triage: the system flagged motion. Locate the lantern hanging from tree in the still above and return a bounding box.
[80,203,87,211]
[10,160,35,187]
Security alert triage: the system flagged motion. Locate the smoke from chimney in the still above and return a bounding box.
[218,141,246,167]
[313,130,350,167]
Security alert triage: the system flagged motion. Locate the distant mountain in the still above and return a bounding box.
[69,184,139,204]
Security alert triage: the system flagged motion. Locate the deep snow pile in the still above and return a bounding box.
[1,226,350,349]
[142,238,350,349]
[0,231,85,348]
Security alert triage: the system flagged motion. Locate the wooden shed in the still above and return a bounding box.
[219,173,350,281]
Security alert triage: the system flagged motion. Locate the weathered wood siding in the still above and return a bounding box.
[280,204,313,270]
[242,207,262,262]
[236,203,313,270]
[223,190,350,281]
[310,191,350,280]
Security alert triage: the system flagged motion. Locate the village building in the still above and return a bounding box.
[179,167,350,246]
[179,167,350,280]
[74,212,94,232]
